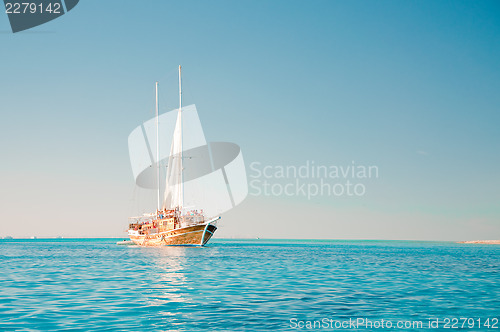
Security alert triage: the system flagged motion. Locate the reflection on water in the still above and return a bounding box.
[0,239,499,331]
[149,247,190,305]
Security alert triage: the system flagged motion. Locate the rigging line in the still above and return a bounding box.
[158,68,184,114]
[156,67,177,85]
[179,74,194,107]
[129,183,138,217]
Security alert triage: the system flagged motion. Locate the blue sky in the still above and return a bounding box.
[0,0,499,239]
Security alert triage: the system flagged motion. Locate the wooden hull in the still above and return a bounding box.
[129,223,217,247]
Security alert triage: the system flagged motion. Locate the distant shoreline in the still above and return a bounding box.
[2,237,499,244]
[458,240,500,245]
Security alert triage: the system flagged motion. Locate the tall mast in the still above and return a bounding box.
[178,65,183,209]
[155,82,160,211]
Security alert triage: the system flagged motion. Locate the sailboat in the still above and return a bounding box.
[127,66,219,246]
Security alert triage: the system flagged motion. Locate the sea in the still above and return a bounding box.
[0,239,499,331]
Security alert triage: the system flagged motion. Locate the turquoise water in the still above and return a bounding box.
[1,239,499,331]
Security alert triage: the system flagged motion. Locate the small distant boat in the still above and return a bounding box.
[127,66,219,247]
[116,240,136,246]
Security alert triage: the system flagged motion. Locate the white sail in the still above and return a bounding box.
[163,107,183,210]
[128,66,247,219]
[129,105,248,218]
[128,104,207,189]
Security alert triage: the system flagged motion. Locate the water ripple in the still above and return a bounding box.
[0,239,498,331]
